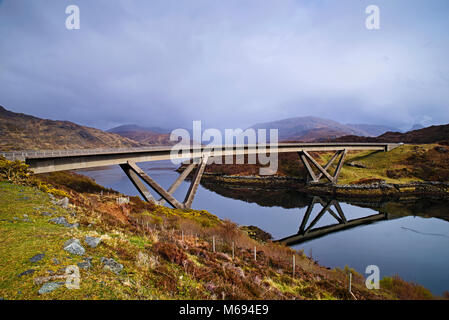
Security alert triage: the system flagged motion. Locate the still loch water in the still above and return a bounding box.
[78,161,449,295]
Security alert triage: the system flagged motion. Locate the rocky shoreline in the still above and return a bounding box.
[199,173,449,200]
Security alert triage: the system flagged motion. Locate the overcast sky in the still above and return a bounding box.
[0,0,448,131]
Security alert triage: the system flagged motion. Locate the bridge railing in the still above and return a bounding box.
[1,142,399,161]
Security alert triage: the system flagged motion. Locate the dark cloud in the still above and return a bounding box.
[0,0,448,131]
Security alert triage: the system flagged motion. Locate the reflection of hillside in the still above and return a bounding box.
[201,180,449,220]
[200,180,311,209]
[377,199,449,221]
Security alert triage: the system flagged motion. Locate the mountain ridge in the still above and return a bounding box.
[0,106,143,151]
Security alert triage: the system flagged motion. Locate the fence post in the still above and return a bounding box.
[212,236,215,253]
[232,241,235,260]
[254,246,257,261]
[182,230,184,242]
[349,273,352,294]
[293,255,296,277]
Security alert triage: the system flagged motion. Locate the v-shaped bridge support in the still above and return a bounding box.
[299,149,347,184]
[120,155,209,209]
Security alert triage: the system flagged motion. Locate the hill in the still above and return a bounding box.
[108,124,175,146]
[346,123,400,137]
[250,117,394,141]
[0,159,436,300]
[333,124,449,145]
[0,106,142,151]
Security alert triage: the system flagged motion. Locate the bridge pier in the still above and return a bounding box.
[120,155,209,210]
[299,149,347,184]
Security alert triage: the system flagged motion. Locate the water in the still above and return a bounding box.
[78,161,449,295]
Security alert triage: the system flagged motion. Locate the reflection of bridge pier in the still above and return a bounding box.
[277,196,389,246]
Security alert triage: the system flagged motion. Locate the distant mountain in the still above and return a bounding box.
[333,124,449,144]
[108,124,170,135]
[0,106,143,151]
[346,123,400,137]
[107,124,175,146]
[249,116,368,142]
[409,123,425,131]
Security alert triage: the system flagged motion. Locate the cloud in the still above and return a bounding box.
[0,0,448,131]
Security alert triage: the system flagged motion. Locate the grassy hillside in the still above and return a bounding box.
[195,144,449,186]
[0,159,438,300]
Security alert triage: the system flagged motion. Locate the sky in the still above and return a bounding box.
[0,0,448,131]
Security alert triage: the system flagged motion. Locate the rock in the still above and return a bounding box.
[30,253,45,263]
[347,161,367,169]
[38,282,61,295]
[42,212,52,216]
[101,257,123,275]
[18,269,36,277]
[435,146,448,153]
[63,239,85,256]
[49,217,78,228]
[52,258,60,265]
[77,260,92,270]
[59,197,69,209]
[84,236,101,248]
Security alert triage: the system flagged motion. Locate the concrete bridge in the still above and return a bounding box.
[1,142,399,210]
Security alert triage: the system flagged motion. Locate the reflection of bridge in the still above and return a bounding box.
[1,143,399,210]
[277,197,390,245]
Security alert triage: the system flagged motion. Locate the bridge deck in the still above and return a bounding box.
[1,142,399,174]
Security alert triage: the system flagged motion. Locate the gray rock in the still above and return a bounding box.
[85,236,101,248]
[38,282,61,295]
[60,197,69,208]
[63,239,85,256]
[52,197,69,208]
[18,269,36,277]
[347,161,367,169]
[101,257,123,275]
[77,258,92,270]
[49,217,78,228]
[52,258,60,265]
[30,253,45,263]
[42,212,52,216]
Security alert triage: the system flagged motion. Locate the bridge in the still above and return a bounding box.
[1,142,400,210]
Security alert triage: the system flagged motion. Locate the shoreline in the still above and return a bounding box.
[198,173,449,200]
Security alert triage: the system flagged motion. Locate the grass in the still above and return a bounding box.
[0,166,443,300]
[305,144,449,185]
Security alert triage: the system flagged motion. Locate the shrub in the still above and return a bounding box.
[380,275,433,300]
[36,171,117,194]
[0,157,30,182]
